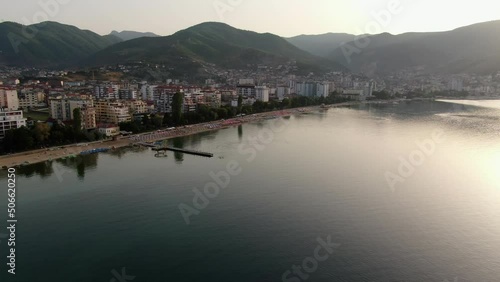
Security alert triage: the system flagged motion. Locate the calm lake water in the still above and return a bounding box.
[1,100,500,282]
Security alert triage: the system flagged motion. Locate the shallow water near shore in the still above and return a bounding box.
[1,100,500,281]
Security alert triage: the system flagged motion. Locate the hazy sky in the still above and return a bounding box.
[1,0,500,37]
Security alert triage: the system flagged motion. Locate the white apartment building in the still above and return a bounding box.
[0,88,20,111]
[277,86,291,101]
[255,86,270,102]
[0,110,27,139]
[316,83,330,98]
[140,84,157,101]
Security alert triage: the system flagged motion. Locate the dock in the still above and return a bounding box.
[137,142,157,148]
[152,146,214,158]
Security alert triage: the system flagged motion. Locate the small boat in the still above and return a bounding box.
[80,148,110,155]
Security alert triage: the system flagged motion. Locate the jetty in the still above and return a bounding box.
[137,142,157,148]
[151,146,214,158]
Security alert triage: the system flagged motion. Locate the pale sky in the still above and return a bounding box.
[1,0,500,37]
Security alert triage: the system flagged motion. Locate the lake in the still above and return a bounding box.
[1,100,500,282]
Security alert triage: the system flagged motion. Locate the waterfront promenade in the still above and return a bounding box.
[0,104,354,168]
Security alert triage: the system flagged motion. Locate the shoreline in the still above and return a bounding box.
[0,102,358,168]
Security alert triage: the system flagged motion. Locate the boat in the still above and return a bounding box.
[80,148,110,155]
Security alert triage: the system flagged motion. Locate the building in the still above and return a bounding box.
[0,110,27,139]
[0,88,20,111]
[316,83,330,98]
[80,105,97,130]
[140,84,157,101]
[202,91,222,108]
[49,96,95,122]
[237,85,256,97]
[154,85,184,113]
[95,101,132,124]
[341,89,364,100]
[238,79,255,85]
[295,82,330,98]
[255,86,270,102]
[296,82,316,97]
[124,100,148,114]
[119,89,138,100]
[277,86,291,101]
[18,91,46,109]
[97,124,120,137]
[220,90,237,103]
[94,84,119,99]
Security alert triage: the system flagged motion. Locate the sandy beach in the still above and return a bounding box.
[0,103,356,168]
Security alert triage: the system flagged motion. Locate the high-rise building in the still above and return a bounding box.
[0,88,20,111]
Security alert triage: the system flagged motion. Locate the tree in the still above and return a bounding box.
[73,108,82,132]
[281,98,291,109]
[172,92,184,125]
[34,123,51,144]
[373,91,391,100]
[142,114,151,126]
[216,108,228,119]
[237,95,243,112]
[152,115,163,128]
[13,127,34,151]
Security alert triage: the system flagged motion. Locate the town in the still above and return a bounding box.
[1,64,500,154]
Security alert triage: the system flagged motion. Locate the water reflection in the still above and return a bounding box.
[238,125,243,140]
[10,154,99,180]
[2,147,152,180]
[171,137,184,163]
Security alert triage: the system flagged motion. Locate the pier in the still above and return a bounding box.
[151,146,214,158]
[137,142,157,148]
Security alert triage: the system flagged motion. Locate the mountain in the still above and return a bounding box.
[86,22,343,74]
[0,21,122,67]
[328,20,500,75]
[287,33,358,57]
[110,30,159,41]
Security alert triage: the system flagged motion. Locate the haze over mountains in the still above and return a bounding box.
[109,30,159,41]
[1,20,500,76]
[286,33,359,57]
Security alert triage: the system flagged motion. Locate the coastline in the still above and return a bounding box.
[0,102,358,168]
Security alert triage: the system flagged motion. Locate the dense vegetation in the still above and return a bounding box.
[328,20,500,75]
[0,21,121,66]
[119,92,351,134]
[86,22,341,74]
[0,117,105,154]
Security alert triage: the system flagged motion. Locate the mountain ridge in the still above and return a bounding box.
[86,22,344,75]
[0,21,122,67]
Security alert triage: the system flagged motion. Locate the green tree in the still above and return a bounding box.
[237,95,243,112]
[172,92,184,125]
[281,98,291,109]
[152,115,163,128]
[216,108,228,119]
[73,108,82,132]
[34,123,51,144]
[13,127,35,151]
